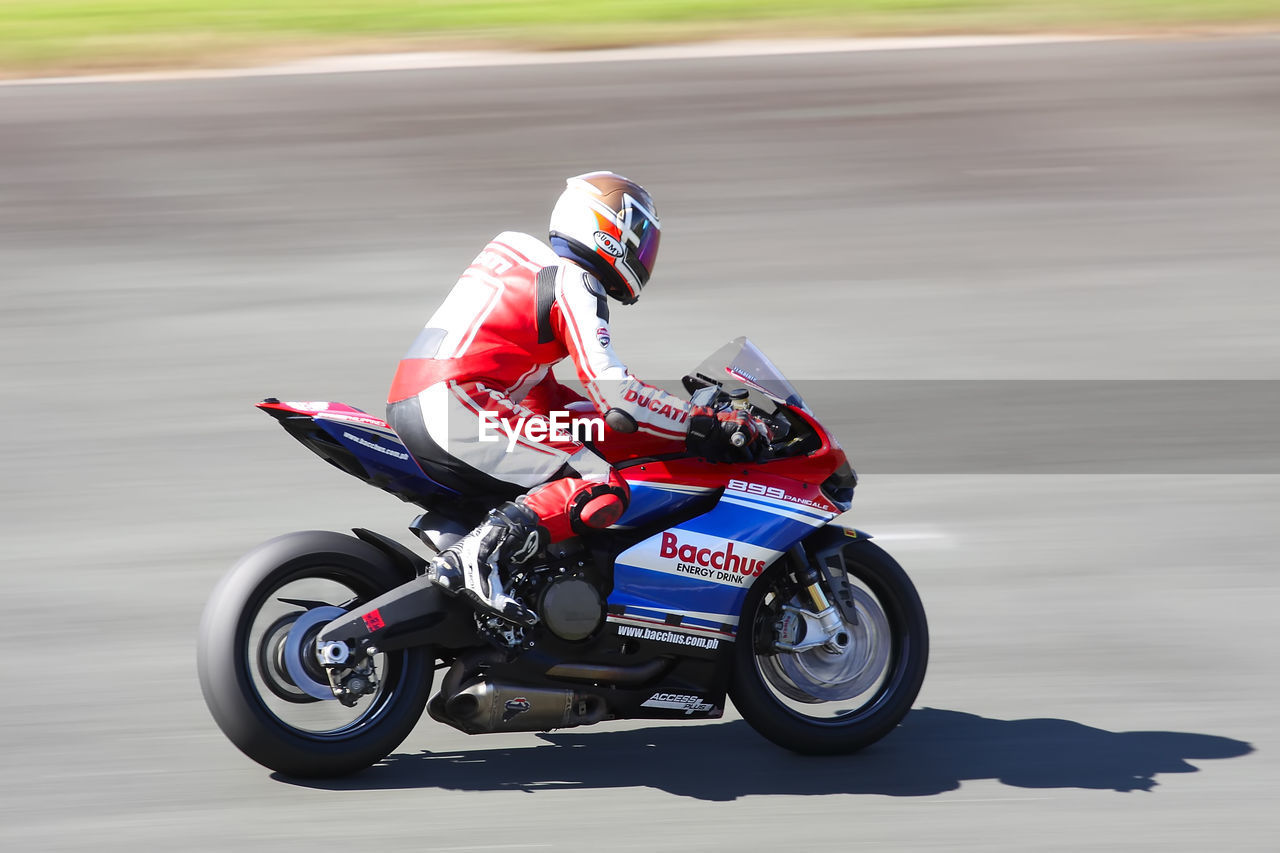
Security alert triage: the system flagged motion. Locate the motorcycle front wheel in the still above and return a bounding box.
[198,531,434,777]
[729,539,928,755]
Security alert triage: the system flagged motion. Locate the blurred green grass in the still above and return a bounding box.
[2,0,1278,75]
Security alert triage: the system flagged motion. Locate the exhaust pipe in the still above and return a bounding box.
[440,681,608,734]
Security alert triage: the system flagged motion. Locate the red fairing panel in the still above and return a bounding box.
[613,405,848,514]
[621,458,842,514]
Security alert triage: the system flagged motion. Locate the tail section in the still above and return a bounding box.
[257,399,458,506]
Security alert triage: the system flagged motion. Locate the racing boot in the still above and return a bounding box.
[425,501,543,627]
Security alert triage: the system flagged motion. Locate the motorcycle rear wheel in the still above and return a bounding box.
[198,531,434,777]
[729,539,928,754]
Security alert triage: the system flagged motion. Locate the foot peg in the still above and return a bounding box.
[458,587,538,627]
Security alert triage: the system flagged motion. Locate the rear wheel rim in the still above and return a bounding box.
[256,613,320,704]
[241,567,409,740]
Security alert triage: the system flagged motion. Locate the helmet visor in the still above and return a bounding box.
[628,207,661,281]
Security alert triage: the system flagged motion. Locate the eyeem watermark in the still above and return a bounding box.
[478,411,605,452]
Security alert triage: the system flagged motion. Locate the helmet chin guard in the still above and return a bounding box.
[549,171,660,303]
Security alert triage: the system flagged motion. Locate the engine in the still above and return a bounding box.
[508,548,606,643]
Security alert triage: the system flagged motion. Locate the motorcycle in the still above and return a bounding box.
[197,337,928,777]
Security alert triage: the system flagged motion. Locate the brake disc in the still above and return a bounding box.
[282,606,347,701]
[761,586,891,703]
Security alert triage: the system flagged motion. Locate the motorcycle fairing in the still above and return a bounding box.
[607,467,837,641]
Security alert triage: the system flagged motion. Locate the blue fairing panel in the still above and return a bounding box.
[613,482,717,528]
[608,489,834,638]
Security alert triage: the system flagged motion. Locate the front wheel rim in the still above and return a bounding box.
[761,585,892,703]
[751,571,904,724]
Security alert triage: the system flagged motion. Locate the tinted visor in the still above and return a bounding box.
[628,207,661,282]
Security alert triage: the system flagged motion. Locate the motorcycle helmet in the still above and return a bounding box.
[549,171,661,305]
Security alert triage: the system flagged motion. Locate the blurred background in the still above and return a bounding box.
[1,3,1277,851]
[2,0,1279,77]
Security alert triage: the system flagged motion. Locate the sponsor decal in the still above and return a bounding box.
[616,623,721,650]
[727,478,833,511]
[659,532,766,584]
[617,529,779,589]
[342,431,410,461]
[477,410,605,452]
[722,366,778,398]
[593,230,625,258]
[617,529,780,589]
[641,692,714,714]
[362,609,385,632]
[596,326,611,349]
[621,387,689,423]
[728,479,787,501]
[285,401,329,411]
[503,697,532,722]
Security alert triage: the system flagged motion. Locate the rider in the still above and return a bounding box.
[387,171,767,626]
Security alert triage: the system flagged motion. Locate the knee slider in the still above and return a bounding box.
[570,485,628,533]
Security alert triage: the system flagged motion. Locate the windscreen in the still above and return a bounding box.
[692,337,809,412]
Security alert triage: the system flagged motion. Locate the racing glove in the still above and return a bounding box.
[686,405,768,463]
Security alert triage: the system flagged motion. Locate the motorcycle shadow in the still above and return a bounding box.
[277,708,1253,799]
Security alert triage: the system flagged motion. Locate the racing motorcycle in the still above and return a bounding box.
[197,338,928,777]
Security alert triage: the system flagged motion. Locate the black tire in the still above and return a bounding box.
[729,539,928,755]
[197,531,434,777]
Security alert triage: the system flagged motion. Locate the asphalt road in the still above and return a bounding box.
[2,36,1277,852]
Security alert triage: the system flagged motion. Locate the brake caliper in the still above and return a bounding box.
[318,638,379,707]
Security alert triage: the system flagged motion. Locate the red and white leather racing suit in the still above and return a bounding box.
[386,231,692,542]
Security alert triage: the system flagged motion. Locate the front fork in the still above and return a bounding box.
[770,545,856,655]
